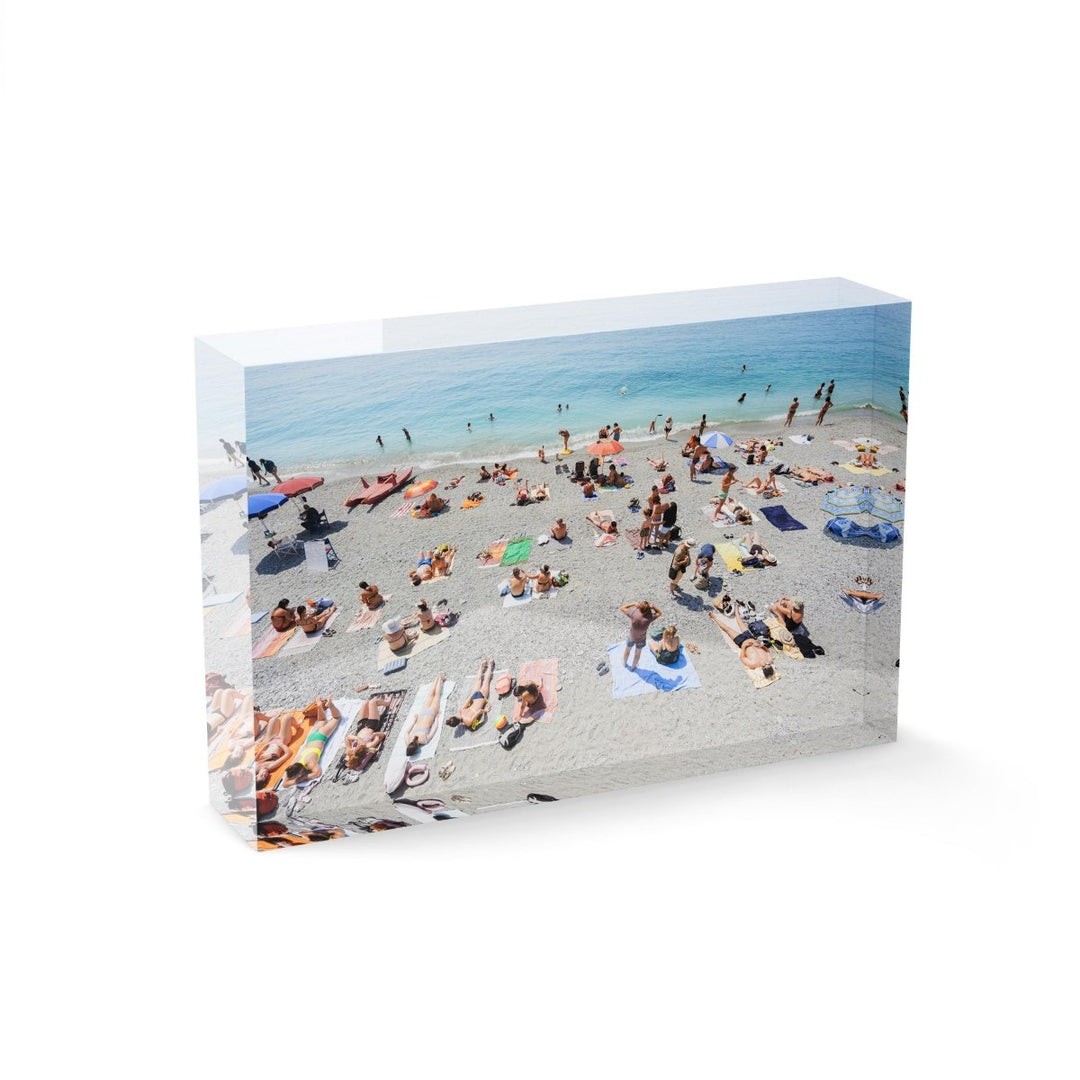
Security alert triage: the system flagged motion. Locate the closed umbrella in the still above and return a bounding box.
[247,492,287,519]
[199,475,247,503]
[271,476,324,498]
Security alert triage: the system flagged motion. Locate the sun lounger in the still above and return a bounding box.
[605,643,702,698]
[304,540,330,574]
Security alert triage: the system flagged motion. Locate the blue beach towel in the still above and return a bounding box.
[759,504,807,531]
[605,642,703,699]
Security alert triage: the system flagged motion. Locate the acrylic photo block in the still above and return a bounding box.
[196,278,910,850]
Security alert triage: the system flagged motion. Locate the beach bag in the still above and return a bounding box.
[554,571,570,587]
[692,573,709,590]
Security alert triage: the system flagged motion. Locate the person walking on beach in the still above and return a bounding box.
[236,440,247,457]
[814,382,825,399]
[663,416,673,440]
[538,445,547,463]
[784,397,799,427]
[899,386,907,409]
[815,396,833,426]
[247,458,270,485]
[219,438,241,466]
[403,428,411,441]
[376,435,384,447]
[621,600,662,669]
[260,458,282,484]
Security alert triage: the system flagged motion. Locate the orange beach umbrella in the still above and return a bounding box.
[586,439,623,459]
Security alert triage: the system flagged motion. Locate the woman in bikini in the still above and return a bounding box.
[446,660,494,731]
[649,625,682,666]
[358,581,384,610]
[533,564,554,593]
[416,598,436,630]
[585,510,619,534]
[742,466,783,496]
[647,453,668,472]
[270,599,296,632]
[740,533,777,567]
[343,697,394,768]
[281,696,342,786]
[404,675,446,755]
[295,601,336,635]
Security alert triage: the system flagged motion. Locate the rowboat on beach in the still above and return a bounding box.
[344,468,414,508]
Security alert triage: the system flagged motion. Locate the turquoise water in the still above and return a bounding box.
[235,304,909,473]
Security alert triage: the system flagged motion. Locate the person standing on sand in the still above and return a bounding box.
[219,438,241,466]
[719,464,739,507]
[621,601,662,669]
[815,397,833,426]
[899,386,907,408]
[668,542,692,593]
[260,458,282,484]
[376,435,384,447]
[784,398,799,427]
[814,383,825,399]
[663,416,673,440]
[538,446,547,463]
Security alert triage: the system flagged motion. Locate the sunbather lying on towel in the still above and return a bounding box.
[739,533,777,567]
[791,465,834,483]
[586,510,618,534]
[855,450,879,468]
[343,697,395,768]
[647,454,668,471]
[446,659,494,731]
[712,496,752,524]
[282,696,342,786]
[708,608,776,680]
[296,600,336,635]
[207,686,250,735]
[404,675,447,755]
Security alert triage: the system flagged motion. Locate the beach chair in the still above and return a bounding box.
[588,458,600,479]
[303,540,329,573]
[323,537,340,567]
[572,461,585,482]
[270,536,304,562]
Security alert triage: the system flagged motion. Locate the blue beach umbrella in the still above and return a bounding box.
[821,486,872,516]
[700,431,734,449]
[247,492,287,519]
[867,489,905,523]
[199,475,247,503]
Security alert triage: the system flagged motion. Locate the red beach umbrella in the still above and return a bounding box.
[403,479,438,499]
[586,439,623,459]
[271,476,325,497]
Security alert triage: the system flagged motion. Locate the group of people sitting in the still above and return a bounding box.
[707,593,825,678]
[515,479,550,505]
[478,464,517,483]
[504,564,558,596]
[270,597,337,635]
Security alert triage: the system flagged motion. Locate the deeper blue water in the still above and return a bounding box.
[234,304,909,473]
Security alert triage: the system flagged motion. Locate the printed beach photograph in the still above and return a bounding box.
[197,283,910,850]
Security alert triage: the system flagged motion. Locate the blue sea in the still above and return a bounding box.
[229,304,909,474]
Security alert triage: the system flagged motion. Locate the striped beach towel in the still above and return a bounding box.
[391,500,415,518]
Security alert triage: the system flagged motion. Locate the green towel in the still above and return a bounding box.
[500,537,533,566]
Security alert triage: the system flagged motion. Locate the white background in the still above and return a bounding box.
[3,2,1076,1077]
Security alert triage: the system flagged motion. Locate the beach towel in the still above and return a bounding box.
[461,496,484,509]
[207,708,258,772]
[276,609,340,656]
[759,504,807,531]
[605,643,702,698]
[252,624,296,659]
[303,541,330,574]
[502,585,535,608]
[839,592,886,614]
[789,434,813,444]
[702,504,758,526]
[391,500,415,518]
[477,540,508,567]
[500,537,533,565]
[840,463,890,476]
[222,607,259,639]
[275,698,360,792]
[346,596,392,633]
[764,615,804,660]
[383,679,456,792]
[716,624,784,688]
[714,542,758,573]
[326,689,409,780]
[203,590,243,608]
[375,623,451,668]
[517,659,560,722]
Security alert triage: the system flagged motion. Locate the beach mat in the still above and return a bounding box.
[715,542,758,573]
[276,609,340,656]
[391,500,416,518]
[840,463,890,476]
[503,586,535,608]
[252,624,296,659]
[605,643,702,698]
[477,540,508,567]
[383,679,456,792]
[500,537,533,565]
[346,596,392,633]
[461,496,484,509]
[517,659,559,722]
[702,504,758,527]
[759,504,807,531]
[325,689,409,781]
[275,699,360,793]
[375,623,451,668]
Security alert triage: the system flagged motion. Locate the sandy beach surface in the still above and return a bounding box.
[202,410,906,844]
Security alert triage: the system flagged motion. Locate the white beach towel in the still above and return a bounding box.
[383,679,456,792]
[276,698,359,792]
[304,541,330,574]
[606,642,703,699]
